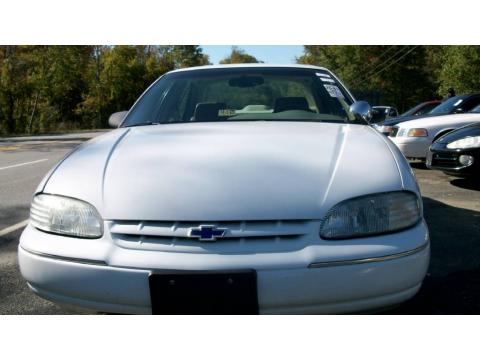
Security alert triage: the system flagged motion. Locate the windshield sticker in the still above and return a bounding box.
[320,77,335,83]
[315,72,331,78]
[323,84,344,98]
[218,109,236,117]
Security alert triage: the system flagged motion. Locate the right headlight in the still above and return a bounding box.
[320,191,421,240]
[446,136,480,149]
[30,193,103,238]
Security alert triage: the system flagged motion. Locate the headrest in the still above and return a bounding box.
[273,97,310,113]
[193,102,227,122]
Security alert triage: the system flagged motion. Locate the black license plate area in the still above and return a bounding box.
[149,270,259,315]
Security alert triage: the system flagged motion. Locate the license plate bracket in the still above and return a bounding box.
[149,270,259,315]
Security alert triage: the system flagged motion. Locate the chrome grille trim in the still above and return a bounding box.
[109,220,310,241]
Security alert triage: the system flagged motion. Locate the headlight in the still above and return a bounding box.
[320,191,421,240]
[407,128,428,137]
[30,194,103,238]
[446,136,480,149]
[377,125,393,133]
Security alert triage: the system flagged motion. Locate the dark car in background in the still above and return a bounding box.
[427,122,480,177]
[370,106,399,123]
[375,94,480,135]
[400,100,442,117]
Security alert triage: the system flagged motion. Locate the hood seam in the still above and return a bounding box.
[368,126,405,189]
[101,129,131,204]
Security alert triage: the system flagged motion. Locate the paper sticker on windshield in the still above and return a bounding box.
[316,72,331,78]
[324,84,344,98]
[320,77,335,83]
[218,109,236,117]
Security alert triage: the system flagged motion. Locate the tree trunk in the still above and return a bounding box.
[6,93,15,134]
[28,92,39,134]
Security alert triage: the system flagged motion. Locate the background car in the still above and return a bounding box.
[376,94,480,135]
[400,100,442,117]
[388,105,480,160]
[427,122,480,176]
[18,64,429,315]
[370,106,399,123]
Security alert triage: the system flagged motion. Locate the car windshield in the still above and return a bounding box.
[470,104,480,113]
[401,102,439,117]
[370,107,389,123]
[428,96,467,115]
[122,67,359,127]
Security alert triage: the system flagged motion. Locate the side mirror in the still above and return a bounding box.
[108,111,128,128]
[349,101,373,123]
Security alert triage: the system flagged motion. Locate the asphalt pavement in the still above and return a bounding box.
[0,131,106,314]
[0,132,479,314]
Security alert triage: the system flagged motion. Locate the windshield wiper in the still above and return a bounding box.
[123,122,160,128]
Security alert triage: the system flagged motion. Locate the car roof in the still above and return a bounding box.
[167,63,330,74]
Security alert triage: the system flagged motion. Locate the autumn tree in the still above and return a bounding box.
[219,46,261,64]
[298,45,436,111]
[434,45,480,96]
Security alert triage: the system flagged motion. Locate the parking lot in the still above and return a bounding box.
[0,133,479,314]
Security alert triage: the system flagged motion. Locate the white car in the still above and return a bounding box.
[19,64,429,314]
[388,109,480,159]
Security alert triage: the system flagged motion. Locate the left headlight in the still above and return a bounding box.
[407,128,428,137]
[30,194,103,238]
[446,136,480,149]
[320,191,421,240]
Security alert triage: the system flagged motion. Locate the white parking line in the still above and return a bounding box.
[0,219,29,237]
[0,158,48,171]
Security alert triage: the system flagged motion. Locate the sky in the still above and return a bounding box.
[201,45,304,64]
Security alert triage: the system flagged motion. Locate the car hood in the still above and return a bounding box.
[395,112,480,130]
[379,113,438,126]
[43,122,403,221]
[435,122,480,144]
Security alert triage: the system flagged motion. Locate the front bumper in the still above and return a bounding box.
[426,144,480,176]
[19,224,430,314]
[390,136,430,159]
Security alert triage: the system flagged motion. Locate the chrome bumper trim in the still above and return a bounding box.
[308,242,429,268]
[21,246,108,266]
[22,242,429,270]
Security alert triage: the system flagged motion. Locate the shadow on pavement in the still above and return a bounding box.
[409,161,428,170]
[390,197,480,314]
[450,178,480,191]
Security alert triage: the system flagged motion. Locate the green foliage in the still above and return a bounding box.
[436,46,480,95]
[298,45,438,110]
[219,46,261,64]
[0,45,208,135]
[2,45,480,136]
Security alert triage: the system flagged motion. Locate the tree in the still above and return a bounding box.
[297,45,436,111]
[435,46,480,96]
[0,45,213,135]
[159,45,210,69]
[219,46,261,64]
[0,46,32,133]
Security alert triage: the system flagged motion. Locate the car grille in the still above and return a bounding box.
[110,219,310,241]
[109,220,315,254]
[430,152,459,168]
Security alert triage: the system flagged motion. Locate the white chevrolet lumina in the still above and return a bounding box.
[18,64,430,314]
